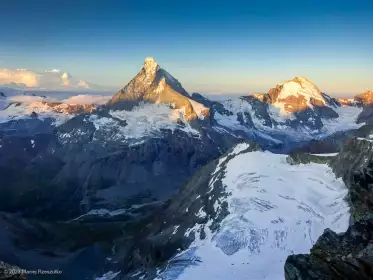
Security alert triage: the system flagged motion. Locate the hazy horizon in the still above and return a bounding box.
[1,0,372,97]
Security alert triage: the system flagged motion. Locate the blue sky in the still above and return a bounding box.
[0,0,372,96]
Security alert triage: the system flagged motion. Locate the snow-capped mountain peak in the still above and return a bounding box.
[144,57,160,75]
[277,76,324,101]
[269,76,327,114]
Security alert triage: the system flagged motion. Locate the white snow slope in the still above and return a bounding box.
[156,143,350,280]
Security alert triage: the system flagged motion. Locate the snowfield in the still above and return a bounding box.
[155,144,350,280]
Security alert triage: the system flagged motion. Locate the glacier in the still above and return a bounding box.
[154,144,350,280]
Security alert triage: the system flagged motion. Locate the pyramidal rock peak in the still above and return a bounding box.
[108,57,209,121]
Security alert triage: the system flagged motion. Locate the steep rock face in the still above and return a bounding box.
[108,58,209,121]
[285,218,373,280]
[241,95,272,126]
[330,137,373,221]
[285,137,373,280]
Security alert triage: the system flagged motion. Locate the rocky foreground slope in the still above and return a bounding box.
[285,137,373,280]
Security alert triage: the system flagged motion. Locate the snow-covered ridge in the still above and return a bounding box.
[156,145,350,280]
[0,94,109,126]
